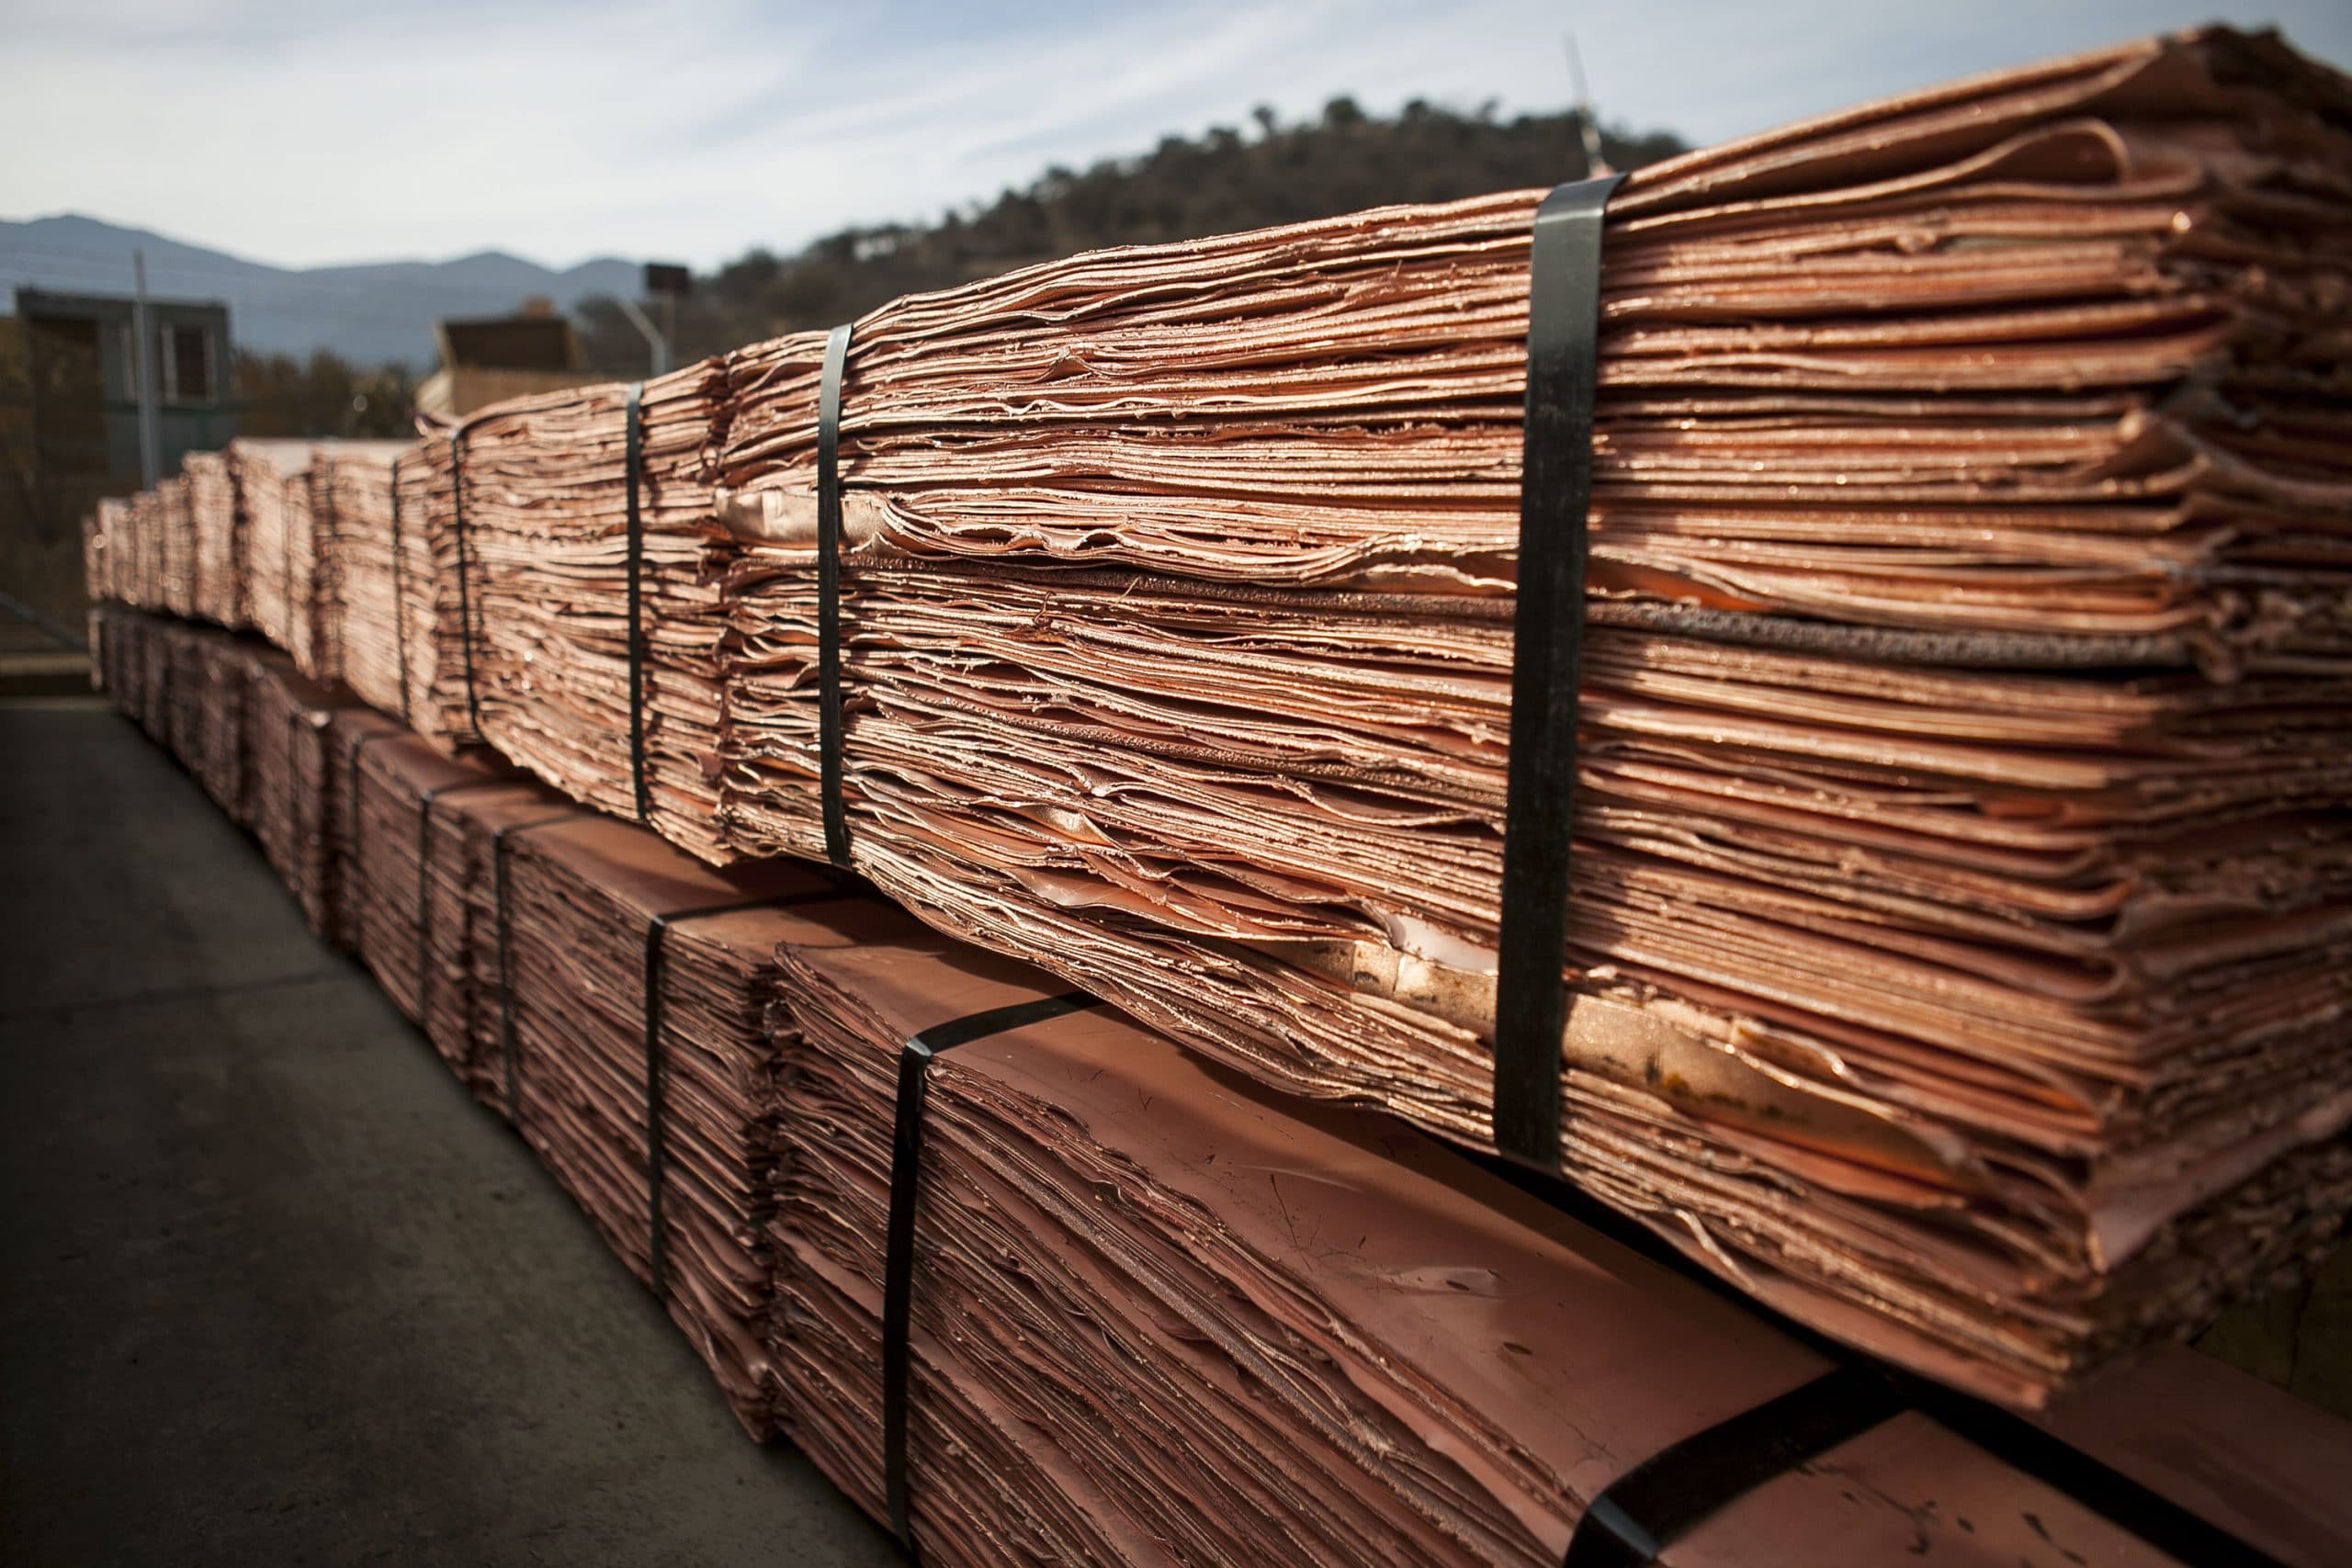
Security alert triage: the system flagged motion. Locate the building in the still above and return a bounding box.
[2,288,237,618]
[415,297,599,418]
[9,288,238,483]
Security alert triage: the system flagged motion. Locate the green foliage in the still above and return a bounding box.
[577,98,1684,371]
[233,350,418,440]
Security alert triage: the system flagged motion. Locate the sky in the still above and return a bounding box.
[4,0,2350,273]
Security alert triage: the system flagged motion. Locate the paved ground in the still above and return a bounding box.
[0,600,89,697]
[0,701,900,1567]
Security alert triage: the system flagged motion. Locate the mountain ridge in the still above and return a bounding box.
[0,212,638,369]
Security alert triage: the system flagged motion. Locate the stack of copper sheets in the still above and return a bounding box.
[89,609,251,823]
[316,441,419,717]
[160,619,209,783]
[496,817,830,1425]
[129,611,169,744]
[244,649,361,930]
[763,894,2352,1565]
[73,26,2351,1409]
[93,493,155,616]
[405,364,736,855]
[416,775,578,1104]
[174,625,251,826]
[390,445,468,746]
[91,606,152,739]
[80,604,2352,1562]
[695,27,2352,1405]
[345,735,510,1019]
[311,706,404,949]
[153,474,195,622]
[235,439,321,668]
[185,449,243,628]
[110,491,163,615]
[82,502,117,616]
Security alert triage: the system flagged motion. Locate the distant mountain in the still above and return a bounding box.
[0,213,639,370]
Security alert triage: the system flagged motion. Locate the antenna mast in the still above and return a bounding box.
[1563,32,1613,178]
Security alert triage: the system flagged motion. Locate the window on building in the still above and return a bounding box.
[160,323,212,403]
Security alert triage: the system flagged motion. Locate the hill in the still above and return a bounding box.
[3,96,1683,378]
[0,215,636,369]
[578,96,1683,371]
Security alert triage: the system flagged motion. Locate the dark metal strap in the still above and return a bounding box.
[390,452,413,724]
[1493,173,1622,1172]
[341,729,405,878]
[492,811,595,1123]
[1470,1148,2290,1568]
[450,427,482,735]
[622,382,651,824]
[281,472,296,655]
[1558,1359,2285,1568]
[1563,1367,1902,1566]
[413,780,511,1023]
[817,322,854,869]
[1902,1380,2290,1568]
[281,705,306,859]
[883,990,1104,1552]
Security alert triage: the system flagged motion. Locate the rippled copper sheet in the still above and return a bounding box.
[764,893,2352,1565]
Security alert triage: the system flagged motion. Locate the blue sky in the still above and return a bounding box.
[4,0,2348,271]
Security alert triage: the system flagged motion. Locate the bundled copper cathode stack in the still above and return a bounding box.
[78,25,2352,1414]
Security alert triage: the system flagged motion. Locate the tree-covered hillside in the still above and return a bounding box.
[578,96,1684,369]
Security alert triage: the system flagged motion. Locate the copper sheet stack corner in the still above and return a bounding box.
[762,893,2352,1565]
[495,817,835,1430]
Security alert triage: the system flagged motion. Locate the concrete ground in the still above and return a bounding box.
[0,701,900,1567]
[0,604,90,698]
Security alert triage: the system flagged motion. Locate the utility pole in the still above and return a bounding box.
[614,295,671,378]
[636,262,693,381]
[131,249,161,487]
